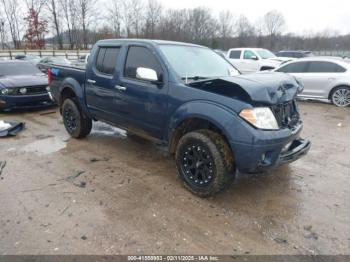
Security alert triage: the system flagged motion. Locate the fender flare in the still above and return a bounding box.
[58,77,89,115]
[166,101,239,153]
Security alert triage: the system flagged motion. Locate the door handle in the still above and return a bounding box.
[115,85,126,91]
[87,79,96,84]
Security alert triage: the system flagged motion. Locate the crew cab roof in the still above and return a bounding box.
[96,39,203,48]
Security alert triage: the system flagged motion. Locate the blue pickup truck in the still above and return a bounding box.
[48,39,310,197]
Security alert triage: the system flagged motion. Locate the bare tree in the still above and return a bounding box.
[236,15,255,47]
[46,0,63,49]
[59,0,74,49]
[25,0,46,14]
[159,9,189,41]
[144,0,162,38]
[121,0,133,37]
[77,0,96,49]
[218,10,234,39]
[59,0,82,49]
[263,10,285,36]
[108,0,123,38]
[218,10,235,49]
[1,0,22,48]
[188,7,217,44]
[263,10,285,49]
[130,0,144,37]
[0,11,6,49]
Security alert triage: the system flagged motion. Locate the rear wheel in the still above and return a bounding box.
[330,86,350,107]
[62,98,92,138]
[175,130,235,197]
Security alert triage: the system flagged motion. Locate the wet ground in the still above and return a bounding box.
[0,101,349,255]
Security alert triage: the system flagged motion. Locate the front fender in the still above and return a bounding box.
[166,100,240,148]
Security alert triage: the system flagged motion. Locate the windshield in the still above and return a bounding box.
[0,62,43,76]
[256,49,276,59]
[159,45,239,80]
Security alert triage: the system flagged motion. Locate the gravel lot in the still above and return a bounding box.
[0,101,349,255]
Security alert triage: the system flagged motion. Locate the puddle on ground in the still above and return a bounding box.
[91,122,127,138]
[21,137,67,155]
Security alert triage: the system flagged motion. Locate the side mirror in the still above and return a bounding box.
[250,55,258,60]
[136,67,158,82]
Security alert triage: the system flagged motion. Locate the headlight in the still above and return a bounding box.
[19,88,27,94]
[239,107,279,130]
[1,88,9,95]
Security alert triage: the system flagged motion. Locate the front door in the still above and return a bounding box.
[116,45,169,139]
[241,50,259,73]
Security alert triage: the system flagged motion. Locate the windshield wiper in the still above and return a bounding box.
[181,76,209,84]
[181,76,208,81]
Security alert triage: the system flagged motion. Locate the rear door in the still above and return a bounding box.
[301,61,346,98]
[85,45,123,122]
[117,45,169,139]
[228,50,242,70]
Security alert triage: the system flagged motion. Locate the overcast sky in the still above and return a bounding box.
[160,0,350,35]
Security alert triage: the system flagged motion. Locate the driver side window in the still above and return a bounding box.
[124,46,163,80]
[243,50,256,60]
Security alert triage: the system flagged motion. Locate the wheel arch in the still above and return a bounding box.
[167,103,237,161]
[328,84,350,100]
[58,78,88,115]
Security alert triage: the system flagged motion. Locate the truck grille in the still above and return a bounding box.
[12,85,48,95]
[271,101,300,128]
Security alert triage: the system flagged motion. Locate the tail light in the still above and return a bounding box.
[48,69,52,85]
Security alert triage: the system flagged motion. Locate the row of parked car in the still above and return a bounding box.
[0,44,349,113]
[222,48,350,107]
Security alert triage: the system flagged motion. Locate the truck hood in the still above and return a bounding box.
[0,74,48,89]
[188,72,303,105]
[259,58,282,67]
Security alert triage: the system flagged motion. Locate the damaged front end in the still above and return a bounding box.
[188,72,304,130]
[187,72,310,172]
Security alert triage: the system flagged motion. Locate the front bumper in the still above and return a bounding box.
[279,139,311,165]
[0,93,55,110]
[229,122,311,173]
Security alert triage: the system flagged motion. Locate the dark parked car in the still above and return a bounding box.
[0,61,53,111]
[276,50,314,59]
[49,39,310,197]
[14,54,41,65]
[37,56,71,73]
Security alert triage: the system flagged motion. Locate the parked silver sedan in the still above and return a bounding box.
[275,57,350,106]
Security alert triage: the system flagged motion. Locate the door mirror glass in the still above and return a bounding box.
[250,55,258,60]
[136,67,158,81]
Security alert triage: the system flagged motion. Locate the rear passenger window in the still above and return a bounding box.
[307,61,345,73]
[96,48,106,72]
[277,62,309,73]
[124,46,162,80]
[229,50,241,59]
[95,47,120,75]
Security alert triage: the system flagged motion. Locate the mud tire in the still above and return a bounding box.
[62,98,92,138]
[175,130,235,197]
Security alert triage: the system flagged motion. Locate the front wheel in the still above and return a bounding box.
[62,98,92,138]
[175,130,236,197]
[330,86,350,107]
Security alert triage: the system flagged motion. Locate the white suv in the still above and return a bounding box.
[227,48,291,74]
